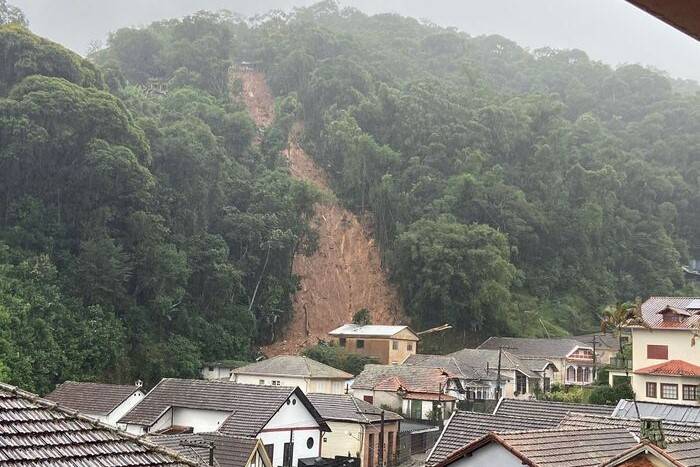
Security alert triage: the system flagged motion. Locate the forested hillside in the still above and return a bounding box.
[0,1,698,392]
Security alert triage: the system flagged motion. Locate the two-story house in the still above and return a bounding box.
[230,355,353,394]
[329,325,419,364]
[621,297,700,406]
[119,378,331,467]
[478,337,597,386]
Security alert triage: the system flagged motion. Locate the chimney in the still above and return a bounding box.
[640,417,666,449]
[135,379,143,388]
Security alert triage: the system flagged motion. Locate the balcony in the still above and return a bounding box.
[609,354,633,371]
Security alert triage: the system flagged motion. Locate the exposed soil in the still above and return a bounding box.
[235,69,405,355]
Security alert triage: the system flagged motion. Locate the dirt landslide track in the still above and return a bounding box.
[236,69,405,355]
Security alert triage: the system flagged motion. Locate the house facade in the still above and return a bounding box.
[614,297,700,406]
[119,379,331,467]
[307,393,402,467]
[350,365,456,422]
[478,337,597,386]
[202,360,250,380]
[230,355,352,394]
[44,381,145,427]
[329,325,419,365]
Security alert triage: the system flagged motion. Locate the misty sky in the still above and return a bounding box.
[13,0,700,81]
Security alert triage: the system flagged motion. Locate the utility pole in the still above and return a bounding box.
[592,335,598,382]
[495,345,515,399]
[378,410,385,467]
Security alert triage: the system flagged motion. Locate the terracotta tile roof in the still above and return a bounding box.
[233,356,352,379]
[149,433,261,467]
[0,382,198,466]
[402,392,457,401]
[44,380,141,416]
[351,365,454,394]
[119,378,330,436]
[426,410,558,466]
[639,296,700,329]
[494,398,616,422]
[436,427,639,467]
[559,412,700,440]
[478,337,589,359]
[306,393,402,424]
[635,360,700,377]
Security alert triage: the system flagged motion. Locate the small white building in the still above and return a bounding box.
[119,378,331,467]
[201,359,249,380]
[44,381,145,428]
[230,355,353,394]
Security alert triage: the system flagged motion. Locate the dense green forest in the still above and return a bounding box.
[0,1,698,392]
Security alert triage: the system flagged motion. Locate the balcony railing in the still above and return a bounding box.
[609,356,633,370]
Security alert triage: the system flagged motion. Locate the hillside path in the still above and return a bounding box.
[236,69,404,355]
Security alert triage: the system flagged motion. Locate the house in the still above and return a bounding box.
[447,348,542,397]
[493,397,616,423]
[478,337,597,386]
[350,365,456,421]
[119,378,331,467]
[573,332,623,365]
[425,410,559,466]
[231,355,353,394]
[150,433,273,467]
[44,380,145,427]
[431,426,640,467]
[0,382,198,466]
[306,393,402,467]
[328,325,419,365]
[611,297,700,406]
[202,360,251,380]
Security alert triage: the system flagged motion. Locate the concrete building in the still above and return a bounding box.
[610,297,700,406]
[202,359,250,380]
[329,325,419,365]
[307,393,402,467]
[44,380,145,428]
[230,355,352,394]
[119,378,331,467]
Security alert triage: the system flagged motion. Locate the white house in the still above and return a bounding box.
[201,359,250,380]
[44,381,145,428]
[118,378,331,467]
[230,355,353,394]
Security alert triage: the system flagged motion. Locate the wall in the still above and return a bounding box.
[631,328,699,370]
[363,420,400,467]
[445,442,523,467]
[634,374,700,406]
[308,378,350,394]
[108,390,145,428]
[321,421,363,460]
[234,374,310,391]
[388,329,419,364]
[351,389,403,414]
[259,392,322,467]
[400,398,455,421]
[172,407,231,432]
[202,365,234,380]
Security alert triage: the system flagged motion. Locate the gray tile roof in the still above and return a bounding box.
[613,399,700,424]
[494,398,616,422]
[518,357,558,373]
[572,333,621,352]
[491,427,638,467]
[306,393,401,424]
[44,380,140,416]
[426,410,558,466]
[559,412,700,440]
[665,437,700,466]
[0,382,198,466]
[233,356,352,379]
[478,336,589,358]
[447,348,538,379]
[119,378,329,436]
[149,433,260,467]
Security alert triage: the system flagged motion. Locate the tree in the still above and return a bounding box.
[352,308,371,326]
[600,299,646,359]
[0,0,26,26]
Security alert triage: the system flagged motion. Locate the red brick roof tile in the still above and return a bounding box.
[635,360,700,377]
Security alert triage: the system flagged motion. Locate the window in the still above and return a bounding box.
[515,372,527,394]
[306,437,314,449]
[647,345,668,360]
[566,366,576,382]
[259,379,265,385]
[339,337,346,347]
[576,367,583,382]
[646,382,657,398]
[683,385,698,401]
[584,367,591,382]
[410,400,422,419]
[543,377,551,392]
[208,366,214,371]
[407,343,413,351]
[363,395,374,404]
[392,340,399,350]
[356,339,365,349]
[270,380,280,386]
[264,444,274,464]
[661,383,678,399]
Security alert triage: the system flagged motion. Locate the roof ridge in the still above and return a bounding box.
[0,382,200,466]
